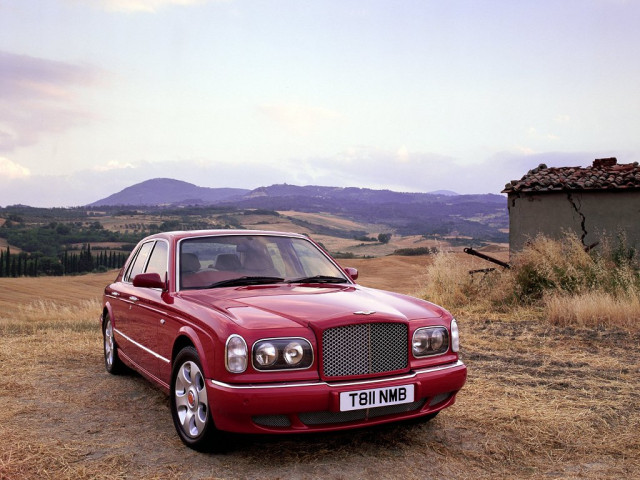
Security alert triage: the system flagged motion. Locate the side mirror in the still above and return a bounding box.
[344,267,359,281]
[133,272,165,289]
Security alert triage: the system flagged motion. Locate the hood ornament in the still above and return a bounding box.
[353,310,376,315]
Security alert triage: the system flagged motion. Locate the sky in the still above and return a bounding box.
[1,0,639,207]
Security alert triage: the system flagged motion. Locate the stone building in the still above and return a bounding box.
[502,158,640,252]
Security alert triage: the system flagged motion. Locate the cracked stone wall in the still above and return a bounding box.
[507,190,640,253]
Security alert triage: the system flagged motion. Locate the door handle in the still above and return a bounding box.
[129,296,139,302]
[160,319,166,325]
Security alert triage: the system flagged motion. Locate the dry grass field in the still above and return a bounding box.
[1,258,638,479]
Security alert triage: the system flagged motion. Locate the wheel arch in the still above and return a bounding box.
[101,302,115,328]
[171,326,215,378]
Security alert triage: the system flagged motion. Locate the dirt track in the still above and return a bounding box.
[1,260,638,479]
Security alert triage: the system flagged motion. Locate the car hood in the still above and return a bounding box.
[182,284,445,330]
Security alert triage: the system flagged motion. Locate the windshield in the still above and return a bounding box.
[179,234,348,290]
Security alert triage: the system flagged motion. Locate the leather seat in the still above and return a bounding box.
[181,253,201,273]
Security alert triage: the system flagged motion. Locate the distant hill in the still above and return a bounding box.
[89,179,508,241]
[428,189,458,196]
[90,178,249,206]
[230,184,507,240]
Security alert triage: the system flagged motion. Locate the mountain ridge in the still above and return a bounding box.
[88,178,507,241]
[90,178,249,206]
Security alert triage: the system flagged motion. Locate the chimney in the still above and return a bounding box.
[593,157,617,168]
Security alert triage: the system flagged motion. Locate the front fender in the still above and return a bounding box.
[173,325,216,379]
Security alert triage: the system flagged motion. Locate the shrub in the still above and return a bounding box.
[420,233,640,329]
[392,247,433,256]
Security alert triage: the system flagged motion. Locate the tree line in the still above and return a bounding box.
[0,245,127,277]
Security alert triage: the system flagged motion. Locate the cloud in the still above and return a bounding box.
[286,147,608,195]
[87,0,222,13]
[93,160,136,172]
[0,51,102,152]
[258,103,342,136]
[0,156,31,180]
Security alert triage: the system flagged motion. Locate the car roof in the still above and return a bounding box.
[141,229,309,243]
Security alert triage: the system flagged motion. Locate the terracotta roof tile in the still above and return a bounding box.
[502,158,640,193]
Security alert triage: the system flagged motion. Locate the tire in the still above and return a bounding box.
[170,346,221,452]
[103,313,126,375]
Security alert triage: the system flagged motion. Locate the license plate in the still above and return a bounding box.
[339,384,414,411]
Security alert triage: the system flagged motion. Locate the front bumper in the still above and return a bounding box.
[207,360,467,433]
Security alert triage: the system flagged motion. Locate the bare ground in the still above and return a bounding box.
[0,260,638,479]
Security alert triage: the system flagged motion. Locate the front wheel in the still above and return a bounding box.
[170,346,221,451]
[103,314,125,374]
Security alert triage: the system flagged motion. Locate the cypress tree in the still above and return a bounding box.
[87,244,94,272]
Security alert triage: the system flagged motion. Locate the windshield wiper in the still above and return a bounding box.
[286,275,348,284]
[208,276,285,288]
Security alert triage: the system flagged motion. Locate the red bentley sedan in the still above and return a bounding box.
[101,230,467,451]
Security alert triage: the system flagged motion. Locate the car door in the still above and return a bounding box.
[129,239,171,383]
[112,240,158,377]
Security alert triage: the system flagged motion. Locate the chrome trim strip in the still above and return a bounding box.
[114,328,170,364]
[209,360,465,390]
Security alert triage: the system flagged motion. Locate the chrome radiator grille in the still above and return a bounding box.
[322,323,408,378]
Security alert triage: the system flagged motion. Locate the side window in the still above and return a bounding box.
[124,241,154,283]
[145,241,168,278]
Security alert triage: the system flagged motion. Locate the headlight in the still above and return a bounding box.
[253,338,313,371]
[430,328,445,351]
[412,327,449,357]
[254,342,277,367]
[225,334,248,373]
[451,318,460,353]
[283,341,304,366]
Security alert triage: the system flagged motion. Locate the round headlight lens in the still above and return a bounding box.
[255,342,277,366]
[226,335,247,373]
[283,341,304,365]
[412,329,431,356]
[430,329,445,351]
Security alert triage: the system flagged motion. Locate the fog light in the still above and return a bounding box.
[429,392,450,406]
